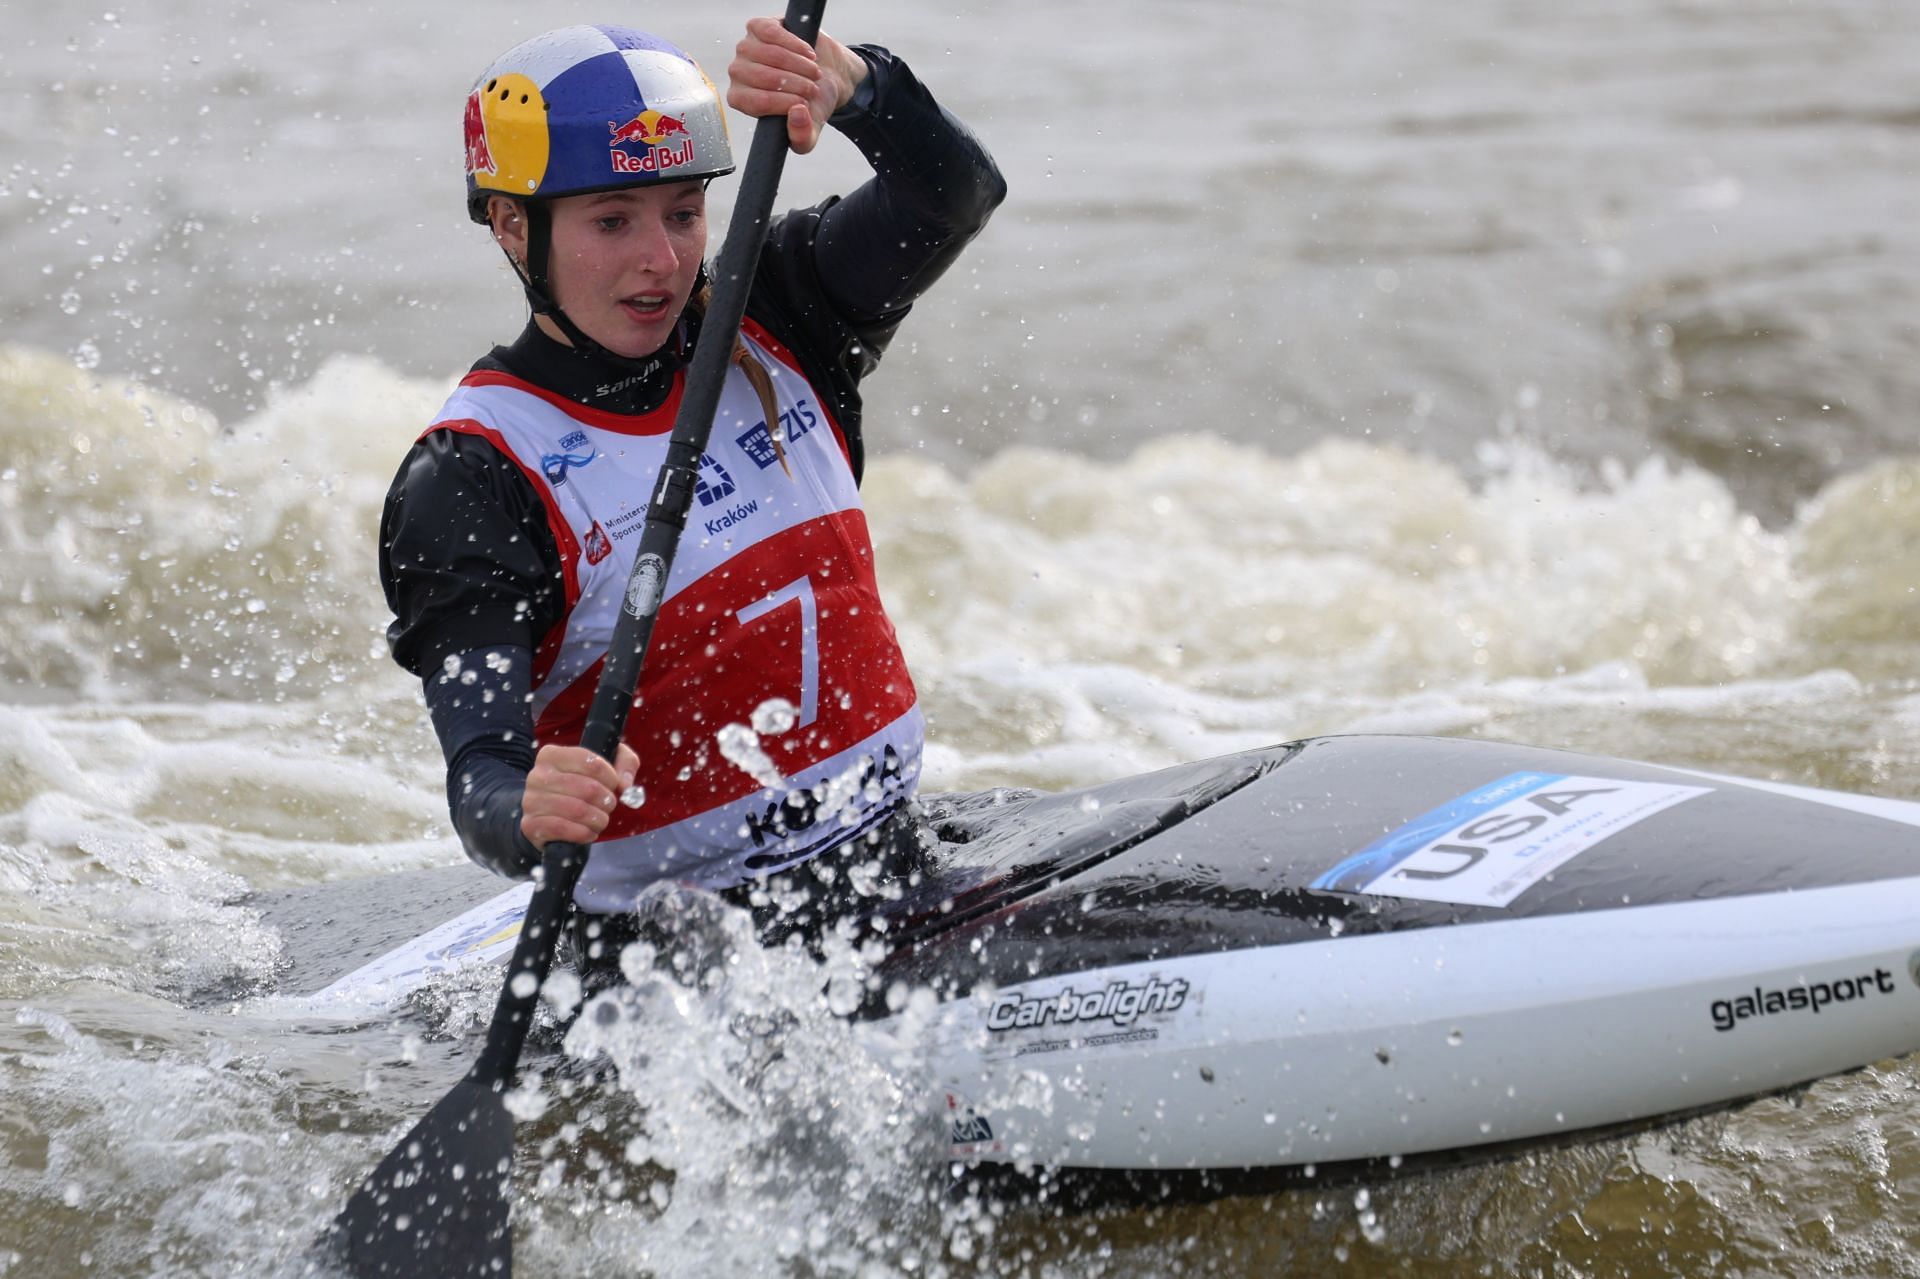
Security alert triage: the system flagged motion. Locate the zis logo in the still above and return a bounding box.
[608,108,696,176]
[695,453,736,506]
[542,430,597,487]
[737,399,820,470]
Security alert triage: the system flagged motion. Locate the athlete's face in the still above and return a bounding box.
[500,183,708,359]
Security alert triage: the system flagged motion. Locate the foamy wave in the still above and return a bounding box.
[0,345,445,699]
[6,342,1914,802]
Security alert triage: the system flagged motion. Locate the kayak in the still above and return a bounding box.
[290,734,1920,1199]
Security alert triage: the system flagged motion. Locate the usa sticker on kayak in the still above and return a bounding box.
[1313,772,1710,907]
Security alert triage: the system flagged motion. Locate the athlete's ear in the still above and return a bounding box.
[487,196,529,264]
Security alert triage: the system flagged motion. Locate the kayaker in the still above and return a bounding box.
[378,19,1004,975]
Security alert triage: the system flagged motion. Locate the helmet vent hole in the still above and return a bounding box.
[484,78,497,93]
[498,88,510,101]
[519,94,529,104]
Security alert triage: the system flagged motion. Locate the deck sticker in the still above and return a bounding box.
[977,971,1202,1062]
[947,1092,1005,1158]
[1312,772,1710,908]
[1709,967,1899,1033]
[309,883,532,1003]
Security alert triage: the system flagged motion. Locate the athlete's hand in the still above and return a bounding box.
[520,742,640,851]
[727,17,868,155]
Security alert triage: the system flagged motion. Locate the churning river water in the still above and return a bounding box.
[3,0,1919,1275]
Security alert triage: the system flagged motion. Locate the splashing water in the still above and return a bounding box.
[752,698,799,737]
[506,884,968,1278]
[716,722,786,792]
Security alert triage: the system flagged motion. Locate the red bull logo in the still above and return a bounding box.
[464,89,496,177]
[608,109,696,175]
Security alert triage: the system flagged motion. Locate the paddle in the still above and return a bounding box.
[323,5,826,1273]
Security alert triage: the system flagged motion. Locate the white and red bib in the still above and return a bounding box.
[422,319,922,911]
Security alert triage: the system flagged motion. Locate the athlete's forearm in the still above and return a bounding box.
[816,45,1007,321]
[421,645,543,880]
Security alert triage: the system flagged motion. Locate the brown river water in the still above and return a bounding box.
[2,0,1918,1274]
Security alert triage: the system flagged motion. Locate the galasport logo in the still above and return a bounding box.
[1710,968,1898,1033]
[987,975,1192,1034]
[607,109,696,175]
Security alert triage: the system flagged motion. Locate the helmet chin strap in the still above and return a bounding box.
[506,200,691,374]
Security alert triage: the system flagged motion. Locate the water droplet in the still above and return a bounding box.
[751,697,797,735]
[541,970,582,1017]
[716,722,783,789]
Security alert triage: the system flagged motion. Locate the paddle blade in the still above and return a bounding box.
[322,1076,517,1278]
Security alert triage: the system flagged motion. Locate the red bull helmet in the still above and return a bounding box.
[464,25,734,223]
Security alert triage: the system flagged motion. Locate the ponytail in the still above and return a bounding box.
[688,280,789,476]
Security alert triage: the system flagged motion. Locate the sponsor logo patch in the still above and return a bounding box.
[694,453,737,506]
[736,399,820,469]
[946,1093,1003,1157]
[950,1108,993,1145]
[624,552,667,619]
[463,90,495,177]
[608,109,697,175]
[1710,968,1899,1033]
[541,433,598,486]
[1312,772,1710,908]
[703,498,758,538]
[584,521,613,565]
[742,745,905,857]
[987,976,1192,1036]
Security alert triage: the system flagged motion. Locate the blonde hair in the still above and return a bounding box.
[689,282,789,476]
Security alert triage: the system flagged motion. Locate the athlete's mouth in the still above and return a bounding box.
[621,294,671,319]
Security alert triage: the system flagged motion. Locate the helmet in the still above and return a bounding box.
[464,25,734,224]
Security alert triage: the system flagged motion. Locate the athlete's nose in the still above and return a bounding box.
[627,215,681,277]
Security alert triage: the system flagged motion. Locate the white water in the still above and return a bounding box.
[2,341,1917,1274]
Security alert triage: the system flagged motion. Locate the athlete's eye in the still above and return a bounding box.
[670,208,701,228]
[595,216,626,233]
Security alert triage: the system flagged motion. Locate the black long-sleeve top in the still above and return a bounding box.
[378,46,1004,880]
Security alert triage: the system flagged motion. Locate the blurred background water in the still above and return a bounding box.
[2,1,1918,1274]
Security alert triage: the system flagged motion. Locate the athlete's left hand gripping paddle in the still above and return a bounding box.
[322,4,826,1273]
